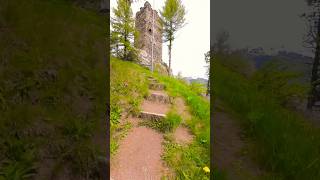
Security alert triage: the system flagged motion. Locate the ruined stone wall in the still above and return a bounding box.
[135,1,162,67]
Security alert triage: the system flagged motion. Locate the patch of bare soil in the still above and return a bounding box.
[174,126,193,144]
[110,125,165,180]
[141,100,170,115]
[174,97,191,122]
[172,97,194,145]
[213,102,266,180]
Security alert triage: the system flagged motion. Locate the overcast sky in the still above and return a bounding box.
[212,0,312,56]
[110,0,210,79]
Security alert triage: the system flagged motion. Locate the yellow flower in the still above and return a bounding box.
[203,166,210,173]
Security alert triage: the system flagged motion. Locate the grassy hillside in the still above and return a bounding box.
[212,58,320,179]
[110,57,210,179]
[110,57,149,155]
[0,0,107,179]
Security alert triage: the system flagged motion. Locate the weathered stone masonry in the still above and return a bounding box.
[135,1,162,68]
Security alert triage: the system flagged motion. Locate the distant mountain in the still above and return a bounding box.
[183,77,208,86]
[246,48,313,68]
[245,48,313,83]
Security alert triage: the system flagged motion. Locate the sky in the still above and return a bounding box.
[110,0,210,79]
[212,0,312,56]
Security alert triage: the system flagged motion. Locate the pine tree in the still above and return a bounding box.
[111,0,137,61]
[160,0,186,75]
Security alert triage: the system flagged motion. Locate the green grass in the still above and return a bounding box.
[213,60,320,179]
[140,111,182,133]
[155,75,210,148]
[0,0,107,178]
[153,74,210,179]
[110,57,149,155]
[110,58,210,179]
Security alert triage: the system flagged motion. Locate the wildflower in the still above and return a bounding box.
[203,166,210,173]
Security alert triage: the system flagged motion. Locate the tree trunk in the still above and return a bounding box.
[124,33,127,60]
[116,44,119,57]
[206,77,210,96]
[308,14,320,109]
[168,39,172,76]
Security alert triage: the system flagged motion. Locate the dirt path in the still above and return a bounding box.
[110,123,164,180]
[110,77,170,180]
[173,97,193,145]
[213,100,265,180]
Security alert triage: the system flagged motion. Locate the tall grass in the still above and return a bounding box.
[110,57,149,154]
[0,0,107,178]
[213,61,320,179]
[154,74,210,179]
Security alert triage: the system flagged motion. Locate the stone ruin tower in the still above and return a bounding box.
[135,1,162,69]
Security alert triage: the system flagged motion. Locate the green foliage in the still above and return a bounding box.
[164,112,182,132]
[213,59,320,179]
[141,112,182,133]
[218,52,255,77]
[0,0,107,178]
[111,0,138,61]
[110,57,149,155]
[251,61,308,106]
[162,136,210,180]
[189,82,206,96]
[151,74,210,179]
[110,58,210,179]
[156,75,210,148]
[110,140,119,156]
[110,104,122,126]
[160,0,186,42]
[0,139,36,180]
[0,160,36,180]
[160,0,186,71]
[110,121,132,155]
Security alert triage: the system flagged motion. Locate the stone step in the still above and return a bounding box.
[139,111,166,121]
[148,77,158,82]
[149,83,165,90]
[147,92,171,104]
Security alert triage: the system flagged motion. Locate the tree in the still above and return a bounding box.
[212,30,230,57]
[204,51,211,96]
[111,0,137,61]
[301,0,320,109]
[160,0,186,75]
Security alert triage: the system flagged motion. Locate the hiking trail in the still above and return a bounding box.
[213,100,266,180]
[111,76,193,180]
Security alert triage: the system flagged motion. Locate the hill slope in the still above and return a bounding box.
[212,58,320,179]
[110,57,210,179]
[0,0,107,179]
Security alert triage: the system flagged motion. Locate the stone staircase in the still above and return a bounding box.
[139,77,171,121]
